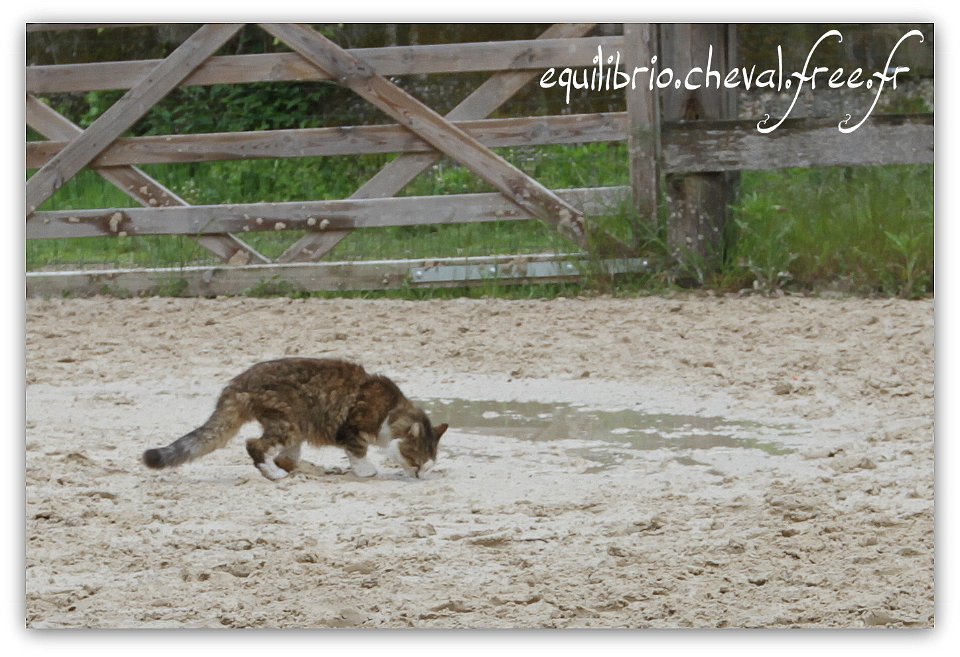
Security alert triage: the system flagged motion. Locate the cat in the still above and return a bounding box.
[142,358,448,480]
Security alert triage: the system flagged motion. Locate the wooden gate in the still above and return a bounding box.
[26,23,933,297]
[26,22,640,296]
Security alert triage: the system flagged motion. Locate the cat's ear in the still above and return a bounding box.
[409,423,421,438]
[435,423,448,440]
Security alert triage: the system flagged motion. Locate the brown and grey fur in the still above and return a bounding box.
[142,358,448,480]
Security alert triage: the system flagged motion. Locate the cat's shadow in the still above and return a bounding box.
[292,460,414,481]
[292,461,346,477]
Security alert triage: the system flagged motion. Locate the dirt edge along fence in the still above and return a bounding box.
[25,23,933,297]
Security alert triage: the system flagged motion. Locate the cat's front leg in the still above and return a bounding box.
[346,451,378,478]
[337,425,377,478]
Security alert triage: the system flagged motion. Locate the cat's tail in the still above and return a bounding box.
[142,387,251,470]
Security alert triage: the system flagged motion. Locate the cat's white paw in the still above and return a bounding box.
[349,455,377,478]
[257,461,289,480]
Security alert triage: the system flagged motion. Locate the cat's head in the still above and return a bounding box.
[386,410,448,478]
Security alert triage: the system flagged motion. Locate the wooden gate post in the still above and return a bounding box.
[658,24,739,274]
[623,23,661,247]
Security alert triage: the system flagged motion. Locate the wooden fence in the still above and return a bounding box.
[25,23,933,297]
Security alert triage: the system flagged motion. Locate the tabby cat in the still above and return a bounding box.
[142,358,448,480]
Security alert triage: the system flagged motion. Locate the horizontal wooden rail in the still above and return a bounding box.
[27,112,628,168]
[27,186,630,240]
[662,114,934,172]
[27,114,933,172]
[26,36,621,93]
[27,23,154,32]
[25,253,651,297]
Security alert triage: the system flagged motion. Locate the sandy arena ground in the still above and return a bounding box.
[24,294,934,628]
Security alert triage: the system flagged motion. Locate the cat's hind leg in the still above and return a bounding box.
[274,442,302,474]
[246,421,298,480]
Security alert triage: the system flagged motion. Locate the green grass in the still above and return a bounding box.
[26,143,933,298]
[722,165,933,297]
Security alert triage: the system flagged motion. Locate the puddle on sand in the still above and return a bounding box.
[421,398,800,469]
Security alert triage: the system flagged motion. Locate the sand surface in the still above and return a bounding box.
[25,294,934,628]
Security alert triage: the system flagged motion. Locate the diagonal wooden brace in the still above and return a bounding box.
[278,23,596,263]
[26,23,243,215]
[263,23,590,250]
[26,95,268,264]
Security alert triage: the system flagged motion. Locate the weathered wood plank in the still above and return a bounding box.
[28,111,932,173]
[662,115,935,173]
[26,36,622,93]
[28,187,629,240]
[25,23,243,214]
[27,112,628,168]
[262,23,589,248]
[26,252,649,298]
[278,22,598,263]
[25,95,268,265]
[623,23,661,243]
[27,23,153,32]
